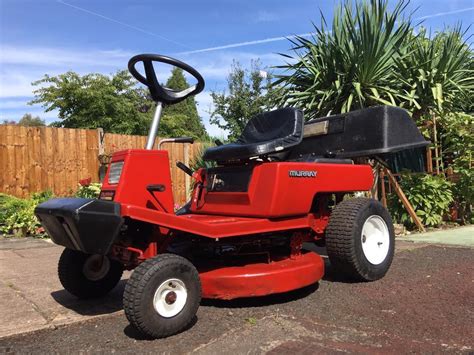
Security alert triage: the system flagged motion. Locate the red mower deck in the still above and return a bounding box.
[199,252,324,299]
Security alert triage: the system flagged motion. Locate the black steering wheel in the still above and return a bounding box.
[128,54,205,105]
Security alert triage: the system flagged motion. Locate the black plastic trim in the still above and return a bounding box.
[290,106,430,160]
[35,198,123,255]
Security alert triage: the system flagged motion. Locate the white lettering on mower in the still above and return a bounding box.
[288,170,317,178]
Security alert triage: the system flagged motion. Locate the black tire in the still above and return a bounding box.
[123,253,201,339]
[325,198,395,281]
[58,248,124,299]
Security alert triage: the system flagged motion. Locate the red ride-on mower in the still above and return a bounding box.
[35,54,429,338]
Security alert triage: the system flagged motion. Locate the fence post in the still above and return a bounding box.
[97,128,105,156]
[184,143,190,198]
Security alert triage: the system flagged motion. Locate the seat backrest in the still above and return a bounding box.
[202,107,304,162]
[238,107,303,144]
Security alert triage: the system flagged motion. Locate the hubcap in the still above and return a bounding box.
[361,215,390,265]
[82,255,110,281]
[153,279,187,318]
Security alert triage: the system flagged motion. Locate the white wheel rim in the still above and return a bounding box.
[82,255,110,281]
[153,279,187,318]
[361,215,390,265]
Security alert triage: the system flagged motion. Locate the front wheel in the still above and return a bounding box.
[123,254,201,339]
[58,249,124,299]
[325,198,395,281]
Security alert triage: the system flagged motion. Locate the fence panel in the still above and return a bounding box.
[0,125,203,204]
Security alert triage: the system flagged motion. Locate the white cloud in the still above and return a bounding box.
[0,44,284,137]
[254,11,280,23]
[0,72,37,98]
[0,46,132,68]
[0,46,136,98]
[0,45,284,96]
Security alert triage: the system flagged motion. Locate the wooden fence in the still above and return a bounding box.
[0,125,203,204]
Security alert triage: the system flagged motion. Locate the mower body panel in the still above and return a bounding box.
[120,204,318,238]
[190,162,373,218]
[35,198,123,255]
[100,149,175,213]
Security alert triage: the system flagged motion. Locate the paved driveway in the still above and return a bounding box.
[0,234,473,353]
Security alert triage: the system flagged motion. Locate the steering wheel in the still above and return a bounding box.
[128,54,205,105]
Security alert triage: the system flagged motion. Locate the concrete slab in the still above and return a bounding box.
[0,239,128,339]
[0,237,54,251]
[0,281,48,338]
[402,225,474,247]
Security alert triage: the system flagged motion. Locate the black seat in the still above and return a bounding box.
[203,107,304,162]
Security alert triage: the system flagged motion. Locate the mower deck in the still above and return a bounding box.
[199,252,324,300]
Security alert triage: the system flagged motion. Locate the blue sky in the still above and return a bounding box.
[1,0,473,137]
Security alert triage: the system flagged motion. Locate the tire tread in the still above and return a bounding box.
[123,253,201,338]
[326,198,393,281]
[58,249,123,299]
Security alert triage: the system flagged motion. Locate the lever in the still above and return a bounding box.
[176,161,194,177]
[158,137,194,149]
[146,184,166,192]
[172,137,194,144]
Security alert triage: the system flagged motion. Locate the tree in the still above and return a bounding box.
[18,113,45,126]
[30,71,155,135]
[160,68,208,140]
[210,60,276,141]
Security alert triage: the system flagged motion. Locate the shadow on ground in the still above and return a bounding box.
[50,280,127,316]
[201,282,320,309]
[123,316,198,341]
[49,249,353,327]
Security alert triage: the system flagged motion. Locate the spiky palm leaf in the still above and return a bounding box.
[398,26,474,117]
[275,0,413,119]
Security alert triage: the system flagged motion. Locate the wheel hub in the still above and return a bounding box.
[361,215,390,265]
[153,279,187,318]
[82,255,110,281]
[165,291,177,305]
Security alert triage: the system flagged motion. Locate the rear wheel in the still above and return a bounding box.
[325,198,395,281]
[123,254,201,339]
[58,249,123,299]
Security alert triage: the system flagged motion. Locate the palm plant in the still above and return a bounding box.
[275,0,413,119]
[398,27,474,173]
[398,26,474,119]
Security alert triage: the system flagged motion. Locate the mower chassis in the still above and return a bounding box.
[37,197,326,300]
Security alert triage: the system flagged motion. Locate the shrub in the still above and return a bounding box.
[190,143,217,171]
[0,191,53,237]
[75,183,102,199]
[388,173,453,228]
[441,112,473,223]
